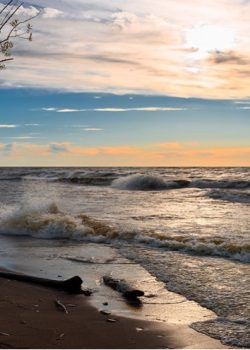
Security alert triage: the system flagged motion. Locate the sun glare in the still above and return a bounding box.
[185,25,235,57]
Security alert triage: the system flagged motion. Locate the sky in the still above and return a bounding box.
[0,0,249,166]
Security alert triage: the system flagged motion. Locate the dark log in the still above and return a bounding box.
[103,275,144,299]
[0,271,89,295]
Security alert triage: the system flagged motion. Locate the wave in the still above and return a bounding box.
[111,174,190,191]
[207,190,250,203]
[1,169,249,192]
[134,233,250,263]
[191,179,250,189]
[0,201,249,262]
[58,174,117,186]
[0,201,100,240]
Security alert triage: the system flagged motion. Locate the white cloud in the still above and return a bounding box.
[94,107,187,112]
[82,128,103,131]
[0,125,17,128]
[42,107,57,111]
[57,109,81,113]
[41,106,188,113]
[42,7,64,18]
[8,136,38,140]
[233,101,250,104]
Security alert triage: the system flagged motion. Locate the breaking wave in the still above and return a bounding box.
[207,189,250,203]
[111,174,250,192]
[0,201,102,241]
[0,201,249,262]
[111,174,190,191]
[1,168,249,193]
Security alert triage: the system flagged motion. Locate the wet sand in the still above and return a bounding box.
[0,271,228,349]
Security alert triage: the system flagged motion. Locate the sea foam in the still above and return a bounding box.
[0,200,249,262]
[0,200,94,240]
[111,174,189,191]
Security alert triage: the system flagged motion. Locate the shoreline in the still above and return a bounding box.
[0,267,228,349]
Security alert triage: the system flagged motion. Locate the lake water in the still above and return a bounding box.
[0,167,249,347]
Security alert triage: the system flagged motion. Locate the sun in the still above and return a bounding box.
[185,24,235,57]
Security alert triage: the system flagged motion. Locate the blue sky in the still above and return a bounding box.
[0,88,249,166]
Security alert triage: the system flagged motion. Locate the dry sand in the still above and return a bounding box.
[0,272,228,349]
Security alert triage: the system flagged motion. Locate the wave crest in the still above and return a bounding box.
[0,201,97,240]
[111,174,189,191]
[0,200,249,262]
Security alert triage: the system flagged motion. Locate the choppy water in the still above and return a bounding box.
[0,167,249,347]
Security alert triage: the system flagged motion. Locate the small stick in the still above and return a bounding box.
[54,299,68,314]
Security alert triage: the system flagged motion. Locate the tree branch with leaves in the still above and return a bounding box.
[0,0,39,70]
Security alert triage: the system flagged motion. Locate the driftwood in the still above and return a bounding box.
[0,271,90,295]
[103,275,144,299]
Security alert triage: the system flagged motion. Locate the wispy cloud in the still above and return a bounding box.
[57,108,81,113]
[0,144,13,156]
[0,125,18,128]
[1,141,249,166]
[42,107,57,111]
[49,143,68,154]
[233,101,250,104]
[8,136,39,140]
[42,106,188,113]
[82,128,103,131]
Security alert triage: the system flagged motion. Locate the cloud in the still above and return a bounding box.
[41,106,188,113]
[0,141,249,166]
[49,143,68,153]
[57,108,81,113]
[82,128,103,131]
[42,7,64,18]
[94,107,187,112]
[233,100,250,104]
[0,0,250,98]
[0,143,13,156]
[0,125,18,128]
[42,107,57,111]
[8,136,38,140]
[208,51,249,65]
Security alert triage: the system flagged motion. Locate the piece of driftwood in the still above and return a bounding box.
[0,271,89,295]
[103,275,144,299]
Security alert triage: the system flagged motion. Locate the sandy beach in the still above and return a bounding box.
[0,267,228,349]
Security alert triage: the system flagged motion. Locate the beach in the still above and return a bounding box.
[0,268,228,349]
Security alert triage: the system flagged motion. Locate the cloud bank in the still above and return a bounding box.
[0,0,249,98]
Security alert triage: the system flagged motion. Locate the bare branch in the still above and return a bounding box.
[0,0,37,69]
[0,1,14,16]
[0,2,23,31]
[0,57,14,63]
[0,12,39,44]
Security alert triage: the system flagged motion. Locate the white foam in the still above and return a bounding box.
[112,174,169,191]
[0,200,94,240]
